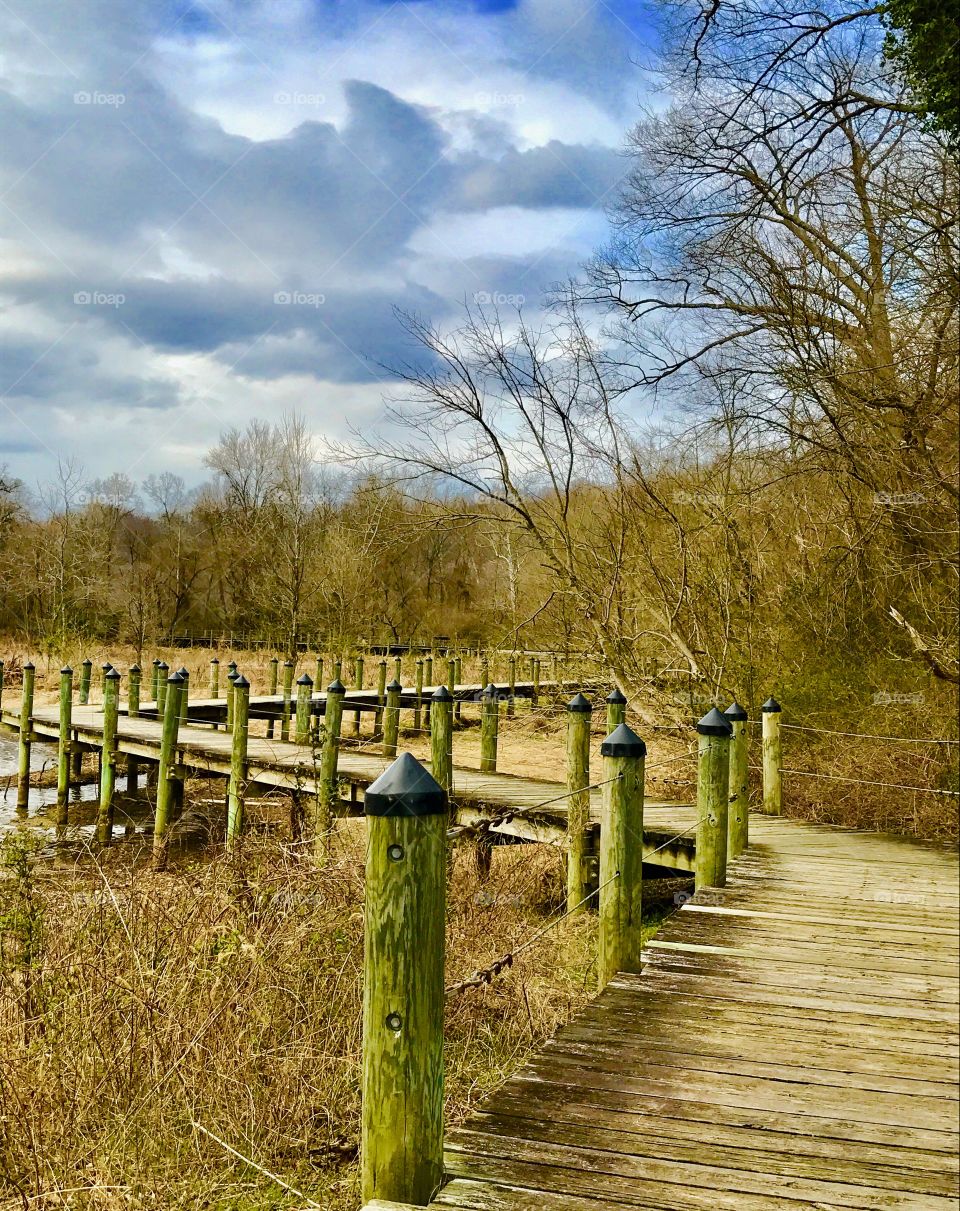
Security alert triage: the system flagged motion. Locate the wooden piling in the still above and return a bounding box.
[430,686,453,796]
[209,657,220,700]
[127,664,141,795]
[375,659,388,738]
[507,655,516,717]
[316,679,345,861]
[226,669,237,733]
[565,692,592,912]
[156,662,169,716]
[479,654,489,688]
[480,683,499,774]
[424,656,433,727]
[315,655,324,690]
[724,700,749,857]
[177,666,190,725]
[295,673,313,744]
[696,707,732,889]
[361,754,446,1207]
[56,666,73,831]
[79,658,92,705]
[150,659,161,704]
[153,672,184,865]
[394,655,402,685]
[606,687,627,733]
[16,662,35,817]
[413,658,424,733]
[761,696,783,815]
[280,660,295,742]
[267,656,279,739]
[100,662,112,702]
[96,668,121,845]
[226,675,250,849]
[383,679,402,758]
[454,655,462,721]
[598,723,646,988]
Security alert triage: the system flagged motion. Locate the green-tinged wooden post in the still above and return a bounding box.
[333,656,342,682]
[696,707,732,889]
[79,658,93,705]
[352,655,364,736]
[266,656,279,738]
[226,675,249,849]
[424,656,433,727]
[315,655,324,692]
[156,662,169,716]
[295,673,313,744]
[96,668,121,845]
[479,654,489,689]
[383,679,402,758]
[454,655,462,721]
[100,662,112,702]
[761,696,783,816]
[177,666,190,725]
[149,659,159,704]
[598,723,646,988]
[724,700,749,858]
[375,659,388,737]
[226,669,238,733]
[56,666,73,831]
[480,683,499,774]
[394,655,403,685]
[430,686,453,798]
[413,658,424,733]
[361,754,446,1207]
[126,664,141,794]
[507,655,516,717]
[565,692,592,912]
[316,678,345,862]
[153,672,184,866]
[280,660,295,742]
[606,687,627,733]
[16,662,35,817]
[209,656,220,699]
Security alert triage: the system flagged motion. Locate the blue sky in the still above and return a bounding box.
[0,0,653,488]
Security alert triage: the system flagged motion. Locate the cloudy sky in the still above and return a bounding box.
[1,0,652,490]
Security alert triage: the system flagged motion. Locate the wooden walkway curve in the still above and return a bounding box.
[425,821,960,1210]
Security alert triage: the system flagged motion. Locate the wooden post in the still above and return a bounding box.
[352,655,364,736]
[430,686,453,797]
[209,657,220,712]
[424,656,433,727]
[295,673,313,744]
[156,662,169,717]
[267,656,279,739]
[226,670,238,733]
[454,655,462,721]
[361,753,446,1207]
[153,671,184,865]
[16,662,35,817]
[56,666,73,831]
[315,654,324,690]
[606,687,627,733]
[333,657,342,682]
[394,655,403,685]
[150,659,160,704]
[696,707,732,889]
[375,659,388,738]
[480,683,499,774]
[565,692,592,912]
[316,678,345,861]
[79,658,93,705]
[761,696,783,815]
[127,664,141,794]
[413,658,424,733]
[531,657,541,708]
[724,700,749,857]
[177,666,190,725]
[96,668,121,845]
[479,654,489,688]
[383,679,401,758]
[507,655,516,717]
[598,723,646,988]
[226,675,249,849]
[100,662,112,702]
[280,660,295,742]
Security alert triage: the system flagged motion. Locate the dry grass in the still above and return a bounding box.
[0,818,625,1211]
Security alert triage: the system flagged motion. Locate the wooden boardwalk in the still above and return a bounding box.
[430,820,960,1210]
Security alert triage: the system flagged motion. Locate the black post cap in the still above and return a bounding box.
[605,688,627,704]
[83,658,93,666]
[567,692,593,713]
[102,662,112,670]
[151,659,160,667]
[600,722,646,758]
[167,671,185,684]
[723,700,748,721]
[23,661,34,670]
[106,668,121,680]
[210,657,220,665]
[158,661,169,670]
[228,661,238,671]
[327,678,346,694]
[297,673,313,685]
[284,660,295,668]
[364,752,447,817]
[130,664,141,674]
[387,678,402,692]
[761,697,782,713]
[482,682,498,698]
[233,674,250,689]
[697,707,733,736]
[178,666,189,677]
[61,665,73,675]
[269,656,278,663]
[432,686,453,702]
